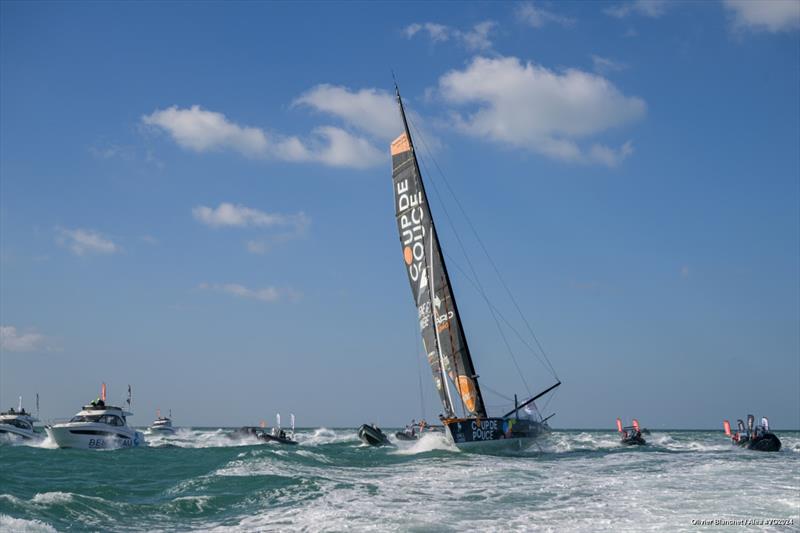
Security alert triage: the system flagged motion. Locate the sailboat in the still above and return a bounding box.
[389,86,560,451]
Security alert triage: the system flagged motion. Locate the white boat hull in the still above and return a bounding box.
[0,425,38,440]
[46,424,145,450]
[147,426,176,434]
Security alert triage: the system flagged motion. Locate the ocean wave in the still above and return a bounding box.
[31,492,73,505]
[391,432,458,455]
[0,515,58,533]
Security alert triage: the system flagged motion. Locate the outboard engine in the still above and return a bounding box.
[737,419,746,433]
[747,414,754,433]
[761,417,769,432]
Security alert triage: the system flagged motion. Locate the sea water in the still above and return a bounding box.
[1,429,798,532]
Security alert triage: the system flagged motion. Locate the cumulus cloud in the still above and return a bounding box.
[198,282,300,303]
[142,106,382,169]
[723,0,800,33]
[55,227,118,256]
[604,0,670,18]
[516,2,575,28]
[192,202,309,230]
[293,84,400,140]
[404,20,497,51]
[1,326,45,353]
[142,105,269,156]
[437,56,645,165]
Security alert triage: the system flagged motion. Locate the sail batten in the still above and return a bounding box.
[391,89,487,419]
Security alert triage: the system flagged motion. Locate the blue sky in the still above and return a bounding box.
[1,1,798,429]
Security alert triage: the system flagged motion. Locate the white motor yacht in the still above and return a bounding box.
[46,389,144,449]
[147,410,175,434]
[0,398,39,441]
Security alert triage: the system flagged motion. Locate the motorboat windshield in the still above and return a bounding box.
[69,414,126,426]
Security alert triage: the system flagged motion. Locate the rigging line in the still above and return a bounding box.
[441,247,556,381]
[479,382,514,402]
[407,115,559,380]
[540,385,558,414]
[413,143,531,397]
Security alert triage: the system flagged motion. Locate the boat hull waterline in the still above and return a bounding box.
[445,417,550,451]
[46,424,145,450]
[736,433,781,452]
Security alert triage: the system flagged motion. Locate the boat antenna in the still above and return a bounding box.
[36,393,39,418]
[18,396,22,413]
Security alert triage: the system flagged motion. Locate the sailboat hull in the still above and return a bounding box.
[444,417,549,451]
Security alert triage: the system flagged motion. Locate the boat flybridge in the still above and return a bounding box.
[45,384,144,450]
[389,84,561,451]
[0,396,40,441]
[148,409,176,434]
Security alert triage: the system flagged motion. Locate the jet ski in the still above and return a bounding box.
[358,423,393,447]
[617,417,646,446]
[724,415,781,452]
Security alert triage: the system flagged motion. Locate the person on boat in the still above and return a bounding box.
[279,429,286,440]
[8,407,15,414]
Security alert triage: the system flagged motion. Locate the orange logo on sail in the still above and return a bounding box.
[391,133,410,156]
[404,246,413,265]
[457,375,477,413]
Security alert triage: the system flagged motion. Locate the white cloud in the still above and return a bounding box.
[438,56,645,165]
[309,126,384,168]
[723,0,800,33]
[605,0,670,18]
[192,202,309,230]
[142,106,382,168]
[589,140,634,166]
[516,2,575,28]
[293,84,400,140]
[55,227,118,256]
[591,54,628,74]
[142,105,268,156]
[198,282,300,303]
[404,20,497,51]
[1,326,45,353]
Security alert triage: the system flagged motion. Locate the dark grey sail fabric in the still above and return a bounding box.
[390,130,487,419]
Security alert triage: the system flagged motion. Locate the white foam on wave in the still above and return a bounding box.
[391,432,458,455]
[295,427,356,446]
[0,515,58,533]
[170,495,212,512]
[31,492,73,505]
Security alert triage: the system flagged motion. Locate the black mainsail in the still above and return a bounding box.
[389,85,560,451]
[391,88,487,419]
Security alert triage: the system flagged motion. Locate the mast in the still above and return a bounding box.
[391,84,487,418]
